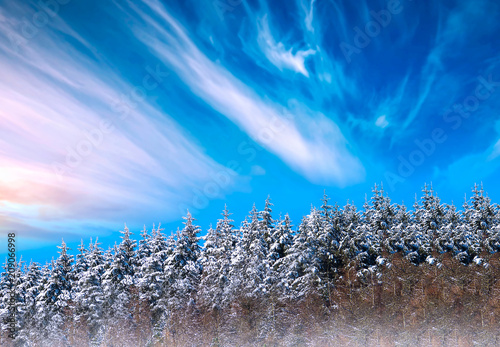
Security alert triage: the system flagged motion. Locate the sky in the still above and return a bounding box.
[1,0,500,264]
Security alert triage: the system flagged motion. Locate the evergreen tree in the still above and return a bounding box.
[279,213,321,300]
[137,225,152,265]
[199,206,234,311]
[165,212,202,310]
[35,240,74,344]
[364,184,395,235]
[16,261,43,345]
[103,224,139,337]
[261,196,275,246]
[267,214,293,299]
[138,224,169,327]
[0,257,25,344]
[243,205,270,299]
[74,239,105,344]
[74,239,89,276]
[268,215,294,273]
[465,183,497,235]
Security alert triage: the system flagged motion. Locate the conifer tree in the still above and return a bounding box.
[0,257,25,344]
[268,214,294,286]
[35,240,74,344]
[137,224,169,327]
[75,238,106,344]
[261,196,275,246]
[16,261,43,344]
[165,212,202,310]
[200,206,234,311]
[280,213,321,300]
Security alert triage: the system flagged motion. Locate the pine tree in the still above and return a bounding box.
[75,238,106,344]
[16,260,43,344]
[138,224,169,327]
[364,184,395,235]
[242,205,269,299]
[75,239,89,276]
[261,196,275,246]
[0,257,25,344]
[199,206,235,311]
[101,225,138,343]
[466,183,497,235]
[199,225,223,310]
[279,213,322,300]
[137,225,152,264]
[165,212,202,310]
[198,207,237,344]
[35,240,74,344]
[268,214,294,293]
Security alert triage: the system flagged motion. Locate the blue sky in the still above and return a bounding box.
[1,0,500,264]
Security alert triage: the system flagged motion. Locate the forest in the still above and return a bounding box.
[1,184,500,346]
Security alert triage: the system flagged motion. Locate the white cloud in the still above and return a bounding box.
[303,0,316,33]
[0,4,237,236]
[257,14,315,77]
[250,165,266,176]
[122,0,364,186]
[375,115,389,128]
[487,139,500,161]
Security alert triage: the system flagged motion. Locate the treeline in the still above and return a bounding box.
[1,184,500,346]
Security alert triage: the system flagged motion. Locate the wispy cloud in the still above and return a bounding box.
[488,139,500,161]
[375,115,389,129]
[257,14,316,77]
[119,0,364,186]
[0,3,237,242]
[302,0,316,33]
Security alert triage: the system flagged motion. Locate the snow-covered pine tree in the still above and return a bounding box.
[337,200,361,265]
[219,205,238,267]
[418,183,445,234]
[344,214,381,275]
[164,212,202,310]
[401,184,441,265]
[267,214,294,295]
[279,212,322,300]
[317,193,344,302]
[245,205,270,299]
[0,261,9,344]
[74,239,89,276]
[199,225,222,309]
[152,213,201,344]
[260,196,274,247]
[226,218,247,305]
[0,257,25,344]
[102,224,138,342]
[199,206,235,312]
[364,184,395,236]
[74,238,106,345]
[138,224,169,328]
[15,260,43,345]
[34,240,74,345]
[73,240,89,326]
[137,225,152,265]
[198,206,237,344]
[466,184,497,236]
[104,224,137,287]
